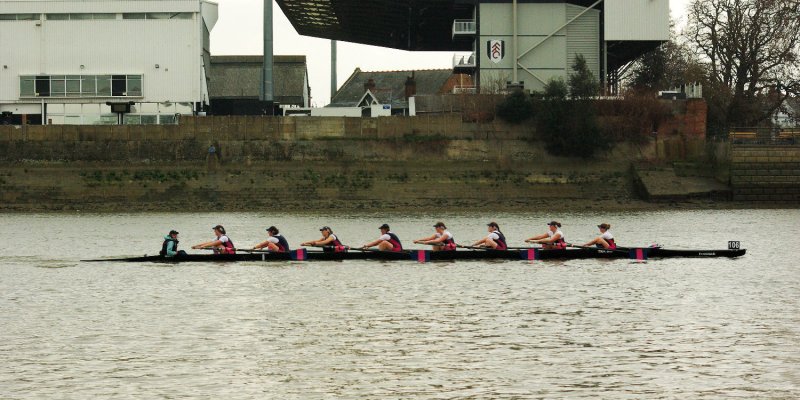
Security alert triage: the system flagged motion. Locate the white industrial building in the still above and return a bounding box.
[0,0,218,125]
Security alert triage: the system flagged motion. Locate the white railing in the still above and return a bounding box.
[452,52,476,69]
[453,85,478,94]
[452,19,476,37]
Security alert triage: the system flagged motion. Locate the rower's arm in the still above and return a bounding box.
[363,239,382,248]
[428,235,447,244]
[301,236,325,246]
[540,233,561,244]
[253,240,271,250]
[526,233,548,242]
[414,234,436,243]
[192,239,222,249]
[316,236,335,246]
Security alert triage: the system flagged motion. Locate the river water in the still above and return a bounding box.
[1,210,799,399]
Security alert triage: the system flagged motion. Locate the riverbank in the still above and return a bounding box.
[0,162,786,213]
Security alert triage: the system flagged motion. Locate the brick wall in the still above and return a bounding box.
[730,145,800,201]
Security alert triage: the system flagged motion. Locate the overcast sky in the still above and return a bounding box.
[210,0,692,107]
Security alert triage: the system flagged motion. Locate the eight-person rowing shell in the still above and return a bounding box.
[252,226,291,252]
[362,224,403,252]
[582,223,616,249]
[413,222,457,251]
[301,226,347,252]
[526,221,567,249]
[472,222,508,250]
[192,225,236,254]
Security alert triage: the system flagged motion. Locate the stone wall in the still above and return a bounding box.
[730,145,800,201]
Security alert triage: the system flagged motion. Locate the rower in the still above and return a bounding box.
[362,224,403,252]
[526,221,567,249]
[253,226,291,252]
[192,225,236,254]
[472,222,507,250]
[301,226,346,252]
[582,223,616,249]
[160,229,187,258]
[414,222,457,251]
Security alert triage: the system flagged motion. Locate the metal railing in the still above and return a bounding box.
[452,85,478,94]
[452,53,476,69]
[452,19,476,38]
[729,127,800,145]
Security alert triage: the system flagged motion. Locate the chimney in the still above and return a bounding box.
[404,71,417,99]
[364,78,376,92]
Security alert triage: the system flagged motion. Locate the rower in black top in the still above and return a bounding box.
[301,226,347,252]
[253,226,291,252]
[362,224,403,252]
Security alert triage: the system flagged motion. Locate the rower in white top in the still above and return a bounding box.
[414,222,457,251]
[526,221,567,249]
[582,223,617,249]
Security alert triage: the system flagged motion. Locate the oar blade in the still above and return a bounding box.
[519,248,539,261]
[410,250,430,263]
[291,248,308,261]
[629,248,648,261]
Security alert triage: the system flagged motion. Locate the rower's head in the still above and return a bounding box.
[168,229,179,239]
[212,225,226,236]
[547,221,561,232]
[266,226,279,236]
[597,223,611,232]
[487,222,499,232]
[320,226,332,238]
[379,223,390,233]
[433,221,446,233]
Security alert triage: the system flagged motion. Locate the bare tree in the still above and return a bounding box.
[686,0,800,129]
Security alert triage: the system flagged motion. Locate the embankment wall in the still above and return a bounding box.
[730,145,800,202]
[0,115,714,211]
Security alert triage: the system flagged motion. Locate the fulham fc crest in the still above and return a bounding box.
[487,40,505,64]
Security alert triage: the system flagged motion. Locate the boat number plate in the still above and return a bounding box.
[728,241,740,250]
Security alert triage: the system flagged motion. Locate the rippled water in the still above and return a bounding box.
[1,210,799,399]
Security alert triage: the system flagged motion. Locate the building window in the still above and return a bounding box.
[46,13,117,20]
[36,76,50,97]
[127,76,143,96]
[20,76,36,96]
[0,14,41,21]
[19,75,143,98]
[123,12,192,20]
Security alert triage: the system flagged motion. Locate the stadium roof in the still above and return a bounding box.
[275,0,475,51]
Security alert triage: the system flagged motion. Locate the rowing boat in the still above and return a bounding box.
[83,246,746,263]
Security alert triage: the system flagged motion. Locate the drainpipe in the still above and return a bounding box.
[512,0,518,84]
[261,0,274,108]
[331,40,337,102]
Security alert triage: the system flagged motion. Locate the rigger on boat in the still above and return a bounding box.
[84,222,747,263]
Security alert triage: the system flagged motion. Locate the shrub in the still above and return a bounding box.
[537,100,612,159]
[496,91,533,124]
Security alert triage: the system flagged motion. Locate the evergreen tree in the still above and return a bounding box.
[568,54,600,99]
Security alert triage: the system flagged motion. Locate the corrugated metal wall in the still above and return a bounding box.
[604,0,669,41]
[565,4,600,79]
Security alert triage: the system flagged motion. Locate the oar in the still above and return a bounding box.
[237,248,283,254]
[566,243,628,254]
[456,244,495,250]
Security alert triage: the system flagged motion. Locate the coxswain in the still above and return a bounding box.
[362,224,403,252]
[159,229,187,257]
[472,222,507,250]
[582,223,616,249]
[414,221,457,251]
[192,225,236,254]
[526,221,567,249]
[301,226,346,252]
[253,226,291,252]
